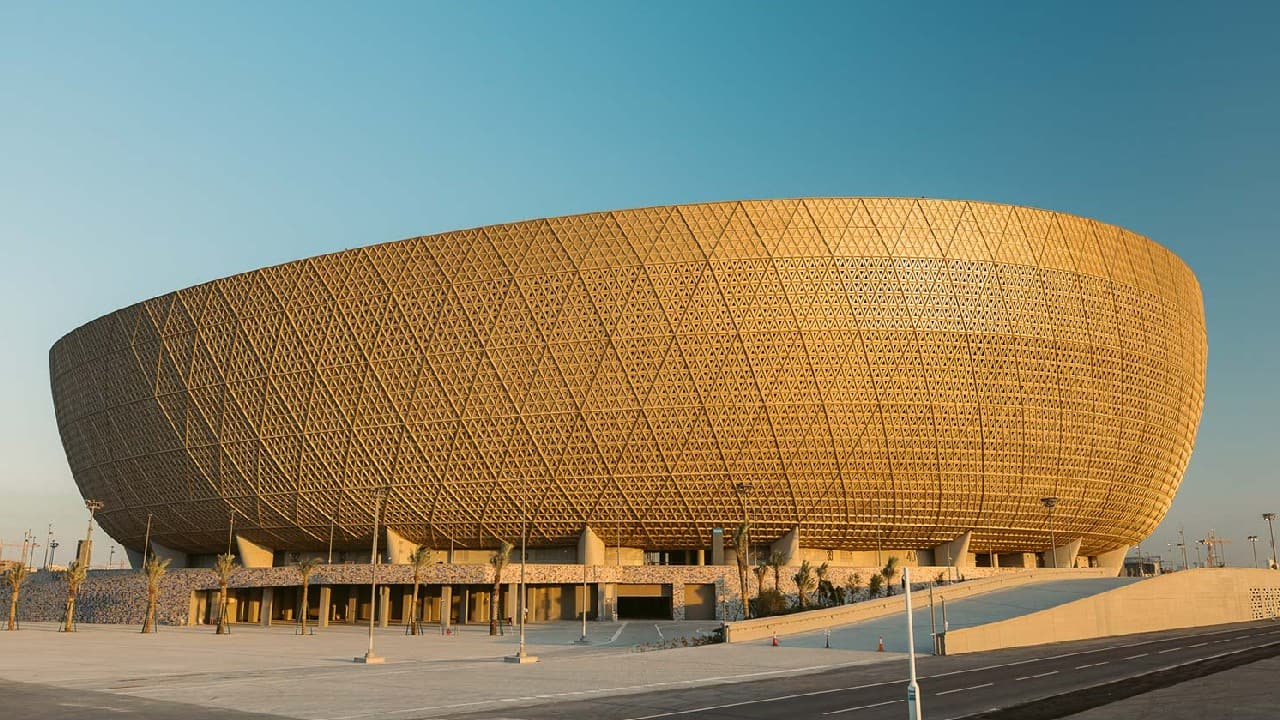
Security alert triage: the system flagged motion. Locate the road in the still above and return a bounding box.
[456,620,1280,719]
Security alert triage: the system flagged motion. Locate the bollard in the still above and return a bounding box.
[878,635,884,652]
[824,628,830,649]
[772,632,779,647]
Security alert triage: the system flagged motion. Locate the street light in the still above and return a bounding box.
[1264,513,1278,570]
[506,501,538,663]
[1040,497,1058,568]
[355,485,390,664]
[82,500,104,566]
[1248,535,1260,568]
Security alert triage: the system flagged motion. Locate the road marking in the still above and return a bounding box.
[1031,670,1058,678]
[1074,661,1109,669]
[606,621,629,644]
[655,624,664,640]
[1188,641,1208,648]
[1157,646,1183,654]
[1124,652,1149,660]
[1015,676,1031,681]
[824,699,902,715]
[936,682,994,696]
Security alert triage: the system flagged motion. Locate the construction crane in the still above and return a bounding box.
[1202,529,1232,568]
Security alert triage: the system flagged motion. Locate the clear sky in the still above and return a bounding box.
[2,2,1277,568]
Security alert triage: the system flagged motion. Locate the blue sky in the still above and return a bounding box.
[2,2,1277,567]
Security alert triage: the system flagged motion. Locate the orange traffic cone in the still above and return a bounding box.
[877,635,884,652]
[772,632,779,646]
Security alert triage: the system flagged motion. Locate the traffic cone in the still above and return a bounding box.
[772,632,779,646]
[877,635,884,652]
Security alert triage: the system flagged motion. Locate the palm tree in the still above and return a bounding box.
[295,557,321,635]
[753,563,768,599]
[489,540,512,636]
[868,572,884,598]
[845,572,863,603]
[213,553,237,634]
[767,551,785,591]
[815,561,831,606]
[732,522,752,619]
[6,564,29,631]
[141,556,171,633]
[62,560,88,632]
[792,559,815,610]
[406,547,431,635]
[881,556,900,596]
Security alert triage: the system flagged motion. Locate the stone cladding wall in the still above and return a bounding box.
[1,564,1007,626]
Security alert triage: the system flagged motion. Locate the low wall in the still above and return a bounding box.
[723,568,1113,643]
[2,562,1012,626]
[944,568,1280,654]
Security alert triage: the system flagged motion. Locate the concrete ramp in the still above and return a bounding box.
[944,568,1280,654]
[761,576,1137,654]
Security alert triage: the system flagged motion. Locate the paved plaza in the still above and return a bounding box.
[0,620,892,719]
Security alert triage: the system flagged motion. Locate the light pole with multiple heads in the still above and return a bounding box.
[356,485,390,664]
[1264,513,1278,570]
[82,499,104,567]
[1248,535,1260,568]
[1040,497,1059,568]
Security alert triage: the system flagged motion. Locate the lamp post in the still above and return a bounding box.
[1179,526,1189,571]
[82,500,104,566]
[1264,513,1278,570]
[1195,539,1204,568]
[49,540,59,567]
[506,507,538,663]
[1040,497,1058,568]
[142,513,153,568]
[356,485,389,664]
[904,566,922,720]
[43,523,54,570]
[1248,535,1260,568]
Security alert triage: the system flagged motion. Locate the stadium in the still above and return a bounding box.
[49,198,1206,573]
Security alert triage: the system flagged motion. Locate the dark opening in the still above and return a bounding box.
[617,596,672,620]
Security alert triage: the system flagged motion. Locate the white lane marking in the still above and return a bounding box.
[824,698,902,715]
[1124,653,1149,660]
[936,682,994,696]
[655,624,664,640]
[1074,661,1109,669]
[1014,676,1031,681]
[1157,646,1183,654]
[1188,641,1208,648]
[1031,670,1058,678]
[607,621,629,644]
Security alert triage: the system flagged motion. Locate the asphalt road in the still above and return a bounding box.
[456,620,1280,720]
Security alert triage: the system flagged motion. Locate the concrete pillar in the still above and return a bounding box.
[1049,538,1083,569]
[932,531,973,567]
[711,528,725,565]
[385,527,416,565]
[1094,545,1130,576]
[152,542,189,569]
[318,586,331,627]
[235,535,274,568]
[461,587,470,625]
[696,549,705,566]
[440,586,452,632]
[260,588,273,627]
[378,586,390,628]
[187,591,200,626]
[771,527,800,565]
[578,526,605,565]
[346,587,357,623]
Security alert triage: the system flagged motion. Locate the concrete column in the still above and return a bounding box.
[505,582,518,625]
[235,535,275,568]
[318,586,331,628]
[260,588,274,627]
[187,591,200,626]
[695,549,705,566]
[378,586,390,628]
[711,528,725,565]
[346,587,357,623]
[578,526,605,565]
[771,527,800,565]
[1095,545,1130,576]
[1049,538,1083,569]
[440,586,452,632]
[932,531,973,567]
[385,528,416,564]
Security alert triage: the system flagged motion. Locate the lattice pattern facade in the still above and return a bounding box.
[49,198,1206,557]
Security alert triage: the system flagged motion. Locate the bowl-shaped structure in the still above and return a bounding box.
[50,198,1206,558]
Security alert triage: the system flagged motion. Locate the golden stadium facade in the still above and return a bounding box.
[49,198,1206,563]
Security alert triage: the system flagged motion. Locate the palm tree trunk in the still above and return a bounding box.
[8,593,17,631]
[142,588,156,633]
[409,581,420,635]
[300,583,309,635]
[63,595,75,632]
[216,584,229,634]
[489,581,500,636]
